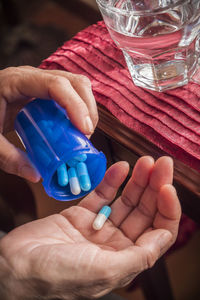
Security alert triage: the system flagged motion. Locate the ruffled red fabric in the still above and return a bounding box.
[40,21,199,253]
[40,21,200,173]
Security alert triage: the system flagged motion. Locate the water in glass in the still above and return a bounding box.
[96,0,200,91]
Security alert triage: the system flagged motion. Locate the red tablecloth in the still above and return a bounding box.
[40,21,200,174]
[40,21,199,254]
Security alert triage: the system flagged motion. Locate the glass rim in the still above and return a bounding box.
[96,0,189,16]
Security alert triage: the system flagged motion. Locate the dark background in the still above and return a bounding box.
[0,0,101,68]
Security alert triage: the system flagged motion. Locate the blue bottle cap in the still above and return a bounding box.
[15,98,107,201]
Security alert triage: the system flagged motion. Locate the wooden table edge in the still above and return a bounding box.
[97,104,200,197]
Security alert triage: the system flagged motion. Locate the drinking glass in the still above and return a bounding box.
[96,0,200,92]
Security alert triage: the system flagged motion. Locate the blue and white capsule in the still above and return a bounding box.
[92,206,112,231]
[68,167,81,195]
[57,163,68,187]
[76,162,91,192]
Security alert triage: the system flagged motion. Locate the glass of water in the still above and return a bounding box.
[96,0,200,92]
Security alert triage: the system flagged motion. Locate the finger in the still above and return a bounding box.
[98,229,172,286]
[42,70,99,130]
[110,156,154,226]
[79,161,129,213]
[135,229,173,266]
[153,184,181,242]
[0,134,40,182]
[4,66,94,135]
[120,156,173,241]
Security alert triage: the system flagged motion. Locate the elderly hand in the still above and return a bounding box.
[0,66,98,182]
[0,156,181,300]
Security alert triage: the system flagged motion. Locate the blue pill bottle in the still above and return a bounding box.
[15,98,107,201]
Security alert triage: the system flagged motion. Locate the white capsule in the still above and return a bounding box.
[92,206,112,231]
[93,214,108,230]
[69,177,81,195]
[68,167,81,195]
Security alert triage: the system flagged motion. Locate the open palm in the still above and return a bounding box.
[0,156,181,300]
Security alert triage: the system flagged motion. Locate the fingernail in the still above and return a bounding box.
[85,116,94,134]
[20,165,40,182]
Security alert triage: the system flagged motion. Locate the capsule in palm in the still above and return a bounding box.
[68,167,81,195]
[93,206,112,231]
[76,162,91,192]
[57,163,68,187]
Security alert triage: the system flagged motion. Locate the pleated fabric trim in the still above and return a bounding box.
[40,21,200,172]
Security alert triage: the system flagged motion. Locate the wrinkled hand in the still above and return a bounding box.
[0,66,98,182]
[0,156,181,300]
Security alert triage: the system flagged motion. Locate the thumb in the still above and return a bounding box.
[136,229,172,268]
[98,229,172,285]
[0,135,40,182]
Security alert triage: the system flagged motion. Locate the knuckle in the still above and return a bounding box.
[2,68,22,92]
[51,75,70,87]
[70,97,87,113]
[76,74,91,87]
[0,67,19,87]
[138,201,152,219]
[0,66,38,98]
[121,194,134,207]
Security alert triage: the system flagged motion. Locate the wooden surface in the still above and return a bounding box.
[97,104,200,223]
